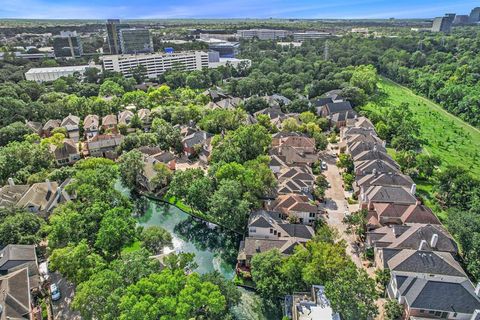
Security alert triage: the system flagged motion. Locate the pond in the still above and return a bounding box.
[136,198,240,278]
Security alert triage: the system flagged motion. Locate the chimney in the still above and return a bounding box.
[255,240,261,253]
[410,184,416,195]
[7,177,14,186]
[418,239,427,251]
[373,145,377,152]
[45,179,52,201]
[430,233,438,248]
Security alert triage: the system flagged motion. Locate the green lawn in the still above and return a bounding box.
[364,77,480,177]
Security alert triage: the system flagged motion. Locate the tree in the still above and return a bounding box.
[118,269,226,320]
[282,117,300,132]
[141,226,172,254]
[150,162,173,191]
[151,118,182,152]
[95,207,137,259]
[99,80,124,97]
[0,121,30,146]
[0,210,44,246]
[343,209,368,241]
[325,266,378,320]
[243,96,269,114]
[119,149,144,190]
[211,124,271,164]
[198,108,247,134]
[208,180,251,231]
[349,65,378,95]
[72,269,123,320]
[416,154,441,178]
[251,249,287,301]
[384,299,403,320]
[337,154,354,173]
[49,240,107,284]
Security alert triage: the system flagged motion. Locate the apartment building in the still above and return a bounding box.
[293,31,331,41]
[102,51,209,79]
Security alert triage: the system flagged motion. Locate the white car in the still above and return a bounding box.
[321,162,327,170]
[51,283,61,301]
[343,211,351,218]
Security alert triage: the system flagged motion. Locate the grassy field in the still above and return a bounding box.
[364,77,480,177]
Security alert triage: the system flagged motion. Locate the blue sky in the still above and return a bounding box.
[0,0,478,19]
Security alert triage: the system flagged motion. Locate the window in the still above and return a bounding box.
[249,228,256,233]
[273,230,277,235]
[270,229,273,234]
[309,212,316,218]
[278,233,281,237]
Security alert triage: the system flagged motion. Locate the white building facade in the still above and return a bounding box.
[237,29,288,40]
[102,51,209,79]
[24,65,96,82]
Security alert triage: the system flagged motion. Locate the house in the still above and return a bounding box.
[354,159,400,177]
[352,149,397,167]
[202,88,231,102]
[16,179,72,215]
[271,132,307,147]
[137,151,177,192]
[367,223,457,254]
[344,131,383,147]
[269,155,287,173]
[263,94,291,107]
[25,120,43,135]
[50,138,80,166]
[84,114,100,139]
[118,110,134,126]
[365,203,441,230]
[285,285,341,320]
[277,166,315,195]
[138,109,152,130]
[360,185,418,210]
[102,114,118,131]
[237,210,314,269]
[329,110,357,128]
[0,244,37,274]
[386,249,480,319]
[318,101,353,118]
[345,116,374,129]
[277,136,316,154]
[271,146,318,166]
[347,141,387,159]
[312,97,333,109]
[323,89,345,103]
[42,119,61,137]
[269,194,318,224]
[181,130,213,157]
[0,179,29,210]
[254,106,286,124]
[0,244,40,320]
[85,134,123,159]
[354,172,414,196]
[61,114,80,142]
[0,268,33,320]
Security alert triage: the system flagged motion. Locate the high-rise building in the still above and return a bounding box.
[445,13,456,23]
[119,28,154,54]
[431,17,452,33]
[53,31,83,58]
[469,7,480,23]
[106,19,129,54]
[102,51,209,79]
[453,15,470,25]
[237,29,288,40]
[208,42,239,58]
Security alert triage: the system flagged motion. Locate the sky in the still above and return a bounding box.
[0,0,478,19]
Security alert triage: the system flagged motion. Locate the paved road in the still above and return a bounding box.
[320,145,370,272]
[50,272,82,320]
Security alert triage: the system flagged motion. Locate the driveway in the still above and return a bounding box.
[50,272,82,320]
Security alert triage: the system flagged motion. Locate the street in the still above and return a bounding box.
[50,272,82,320]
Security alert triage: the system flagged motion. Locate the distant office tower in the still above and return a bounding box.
[432,17,452,33]
[293,31,331,41]
[445,13,456,23]
[469,7,480,23]
[106,19,129,54]
[208,42,239,58]
[119,28,154,54]
[453,15,469,25]
[53,31,83,58]
[102,51,209,79]
[237,29,287,40]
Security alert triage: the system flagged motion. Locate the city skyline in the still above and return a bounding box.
[0,0,478,19]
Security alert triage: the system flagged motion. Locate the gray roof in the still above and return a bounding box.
[182,131,212,148]
[250,216,273,228]
[0,267,31,320]
[278,223,315,239]
[410,280,480,314]
[325,101,352,114]
[364,185,417,205]
[0,245,36,271]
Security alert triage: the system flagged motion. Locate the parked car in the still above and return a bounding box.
[343,210,351,218]
[51,283,61,301]
[321,161,327,170]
